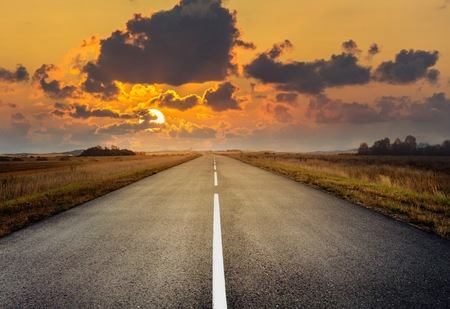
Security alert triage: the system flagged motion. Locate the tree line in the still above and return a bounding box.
[358,135,450,156]
[79,145,136,156]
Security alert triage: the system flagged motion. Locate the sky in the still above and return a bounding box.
[1,0,450,153]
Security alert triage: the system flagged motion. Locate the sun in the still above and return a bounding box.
[148,109,165,124]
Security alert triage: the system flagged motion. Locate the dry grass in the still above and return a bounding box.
[0,153,200,237]
[223,152,450,239]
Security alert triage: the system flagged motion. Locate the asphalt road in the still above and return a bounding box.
[1,155,450,308]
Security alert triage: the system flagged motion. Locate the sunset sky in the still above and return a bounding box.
[1,0,449,153]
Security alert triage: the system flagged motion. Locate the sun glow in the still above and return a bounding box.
[149,109,165,124]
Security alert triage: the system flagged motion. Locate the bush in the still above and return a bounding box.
[80,145,136,157]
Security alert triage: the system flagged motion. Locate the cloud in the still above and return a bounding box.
[96,121,160,135]
[0,65,29,83]
[96,110,162,135]
[153,90,201,111]
[438,0,450,9]
[68,104,134,119]
[374,49,440,84]
[307,92,450,124]
[409,92,450,121]
[33,64,78,99]
[273,104,293,123]
[82,0,253,92]
[368,43,380,56]
[308,94,383,124]
[203,81,241,111]
[342,39,361,54]
[0,101,17,109]
[245,40,371,94]
[275,92,298,105]
[171,121,217,139]
[0,113,31,149]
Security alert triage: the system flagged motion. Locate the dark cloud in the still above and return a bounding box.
[342,39,361,54]
[96,121,160,135]
[69,104,134,119]
[33,64,78,99]
[308,92,450,124]
[203,81,241,111]
[81,63,119,99]
[308,94,406,124]
[275,92,298,105]
[0,101,17,109]
[268,40,293,59]
[153,90,201,111]
[273,105,293,123]
[374,49,440,84]
[0,65,29,83]
[96,111,161,135]
[245,41,371,94]
[52,110,66,117]
[368,43,380,56]
[54,102,70,110]
[52,102,139,120]
[409,92,450,121]
[82,0,253,92]
[11,113,26,122]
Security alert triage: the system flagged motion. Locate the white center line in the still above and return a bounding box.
[213,193,227,309]
[214,171,218,186]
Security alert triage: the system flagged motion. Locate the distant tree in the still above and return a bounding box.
[404,135,417,155]
[80,145,136,157]
[358,142,369,155]
[372,137,391,155]
[392,138,405,155]
[417,142,430,156]
[442,140,450,156]
[358,135,450,156]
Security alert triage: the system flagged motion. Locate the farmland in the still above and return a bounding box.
[0,152,200,237]
[222,151,450,239]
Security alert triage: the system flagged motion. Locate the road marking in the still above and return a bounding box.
[214,171,218,186]
[213,193,227,309]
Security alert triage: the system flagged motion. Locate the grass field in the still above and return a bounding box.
[222,151,450,239]
[0,153,200,237]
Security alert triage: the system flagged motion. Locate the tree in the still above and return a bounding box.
[358,142,369,155]
[442,140,450,156]
[357,136,450,156]
[404,135,417,155]
[372,137,391,155]
[80,145,136,156]
[392,138,405,155]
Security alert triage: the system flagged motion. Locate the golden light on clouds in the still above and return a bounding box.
[1,0,449,153]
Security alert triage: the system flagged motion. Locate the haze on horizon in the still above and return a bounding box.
[1,0,449,154]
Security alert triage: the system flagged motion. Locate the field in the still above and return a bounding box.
[222,151,450,239]
[0,152,200,237]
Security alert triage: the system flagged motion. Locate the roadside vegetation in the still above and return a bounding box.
[358,135,450,156]
[79,145,136,156]
[0,152,200,237]
[223,151,450,239]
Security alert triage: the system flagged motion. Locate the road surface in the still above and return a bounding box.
[1,155,449,308]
